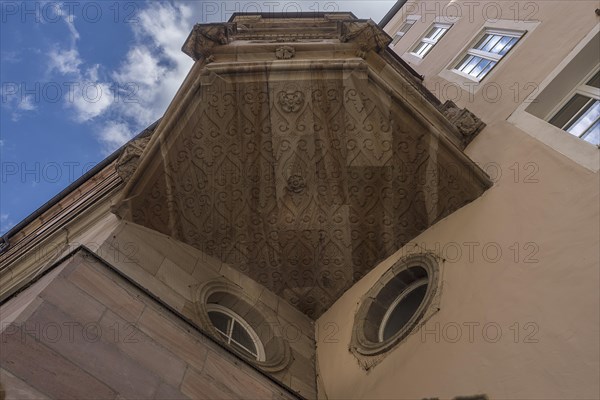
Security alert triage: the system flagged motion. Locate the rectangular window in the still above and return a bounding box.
[454,29,524,81]
[549,70,600,145]
[410,23,451,58]
[391,19,416,45]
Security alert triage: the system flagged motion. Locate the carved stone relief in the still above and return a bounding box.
[439,100,486,148]
[122,68,489,318]
[275,46,296,60]
[115,124,156,183]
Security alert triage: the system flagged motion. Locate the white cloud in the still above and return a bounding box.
[98,121,134,154]
[43,2,194,146]
[63,14,80,43]
[48,48,82,75]
[71,82,113,122]
[18,95,37,111]
[108,2,194,129]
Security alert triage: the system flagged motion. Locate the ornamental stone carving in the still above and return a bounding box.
[275,46,295,60]
[439,100,486,148]
[115,15,491,318]
[340,20,393,57]
[181,23,236,61]
[286,175,306,194]
[278,90,305,113]
[115,122,156,183]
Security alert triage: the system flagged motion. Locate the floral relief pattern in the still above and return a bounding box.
[126,71,486,318]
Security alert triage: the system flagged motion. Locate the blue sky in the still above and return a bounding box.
[0,1,397,235]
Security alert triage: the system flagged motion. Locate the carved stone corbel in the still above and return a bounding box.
[115,129,153,184]
[182,23,237,61]
[439,100,486,148]
[339,20,392,58]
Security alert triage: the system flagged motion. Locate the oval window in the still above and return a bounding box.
[350,254,439,362]
[379,278,428,342]
[207,304,266,361]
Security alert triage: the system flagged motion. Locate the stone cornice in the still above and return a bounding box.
[0,162,122,296]
[181,17,393,63]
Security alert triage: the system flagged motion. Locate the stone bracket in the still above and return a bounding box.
[182,23,237,61]
[439,100,486,148]
[115,127,154,184]
[339,20,393,58]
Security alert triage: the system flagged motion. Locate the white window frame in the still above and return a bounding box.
[409,22,452,59]
[507,27,599,172]
[378,278,428,342]
[451,28,525,82]
[207,303,266,362]
[391,15,418,45]
[546,66,600,143]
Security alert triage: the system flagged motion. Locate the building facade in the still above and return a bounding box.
[1,4,599,400]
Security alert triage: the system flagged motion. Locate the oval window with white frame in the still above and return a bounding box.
[378,276,429,342]
[350,253,440,367]
[207,304,266,362]
[194,281,292,372]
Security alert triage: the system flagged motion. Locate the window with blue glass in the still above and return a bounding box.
[410,23,451,58]
[454,29,524,81]
[549,69,600,146]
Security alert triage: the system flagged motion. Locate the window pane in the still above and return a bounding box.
[581,120,599,145]
[414,42,433,57]
[399,20,415,34]
[549,94,594,129]
[461,56,484,75]
[471,59,492,78]
[498,37,519,56]
[456,54,474,71]
[566,100,600,138]
[412,42,426,55]
[424,27,440,39]
[432,27,447,41]
[480,35,502,52]
[382,284,428,341]
[231,321,258,355]
[231,341,257,359]
[477,60,496,79]
[474,34,493,50]
[490,35,513,54]
[208,311,231,336]
[586,70,600,89]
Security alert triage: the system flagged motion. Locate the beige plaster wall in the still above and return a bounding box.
[315,118,599,399]
[385,0,599,124]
